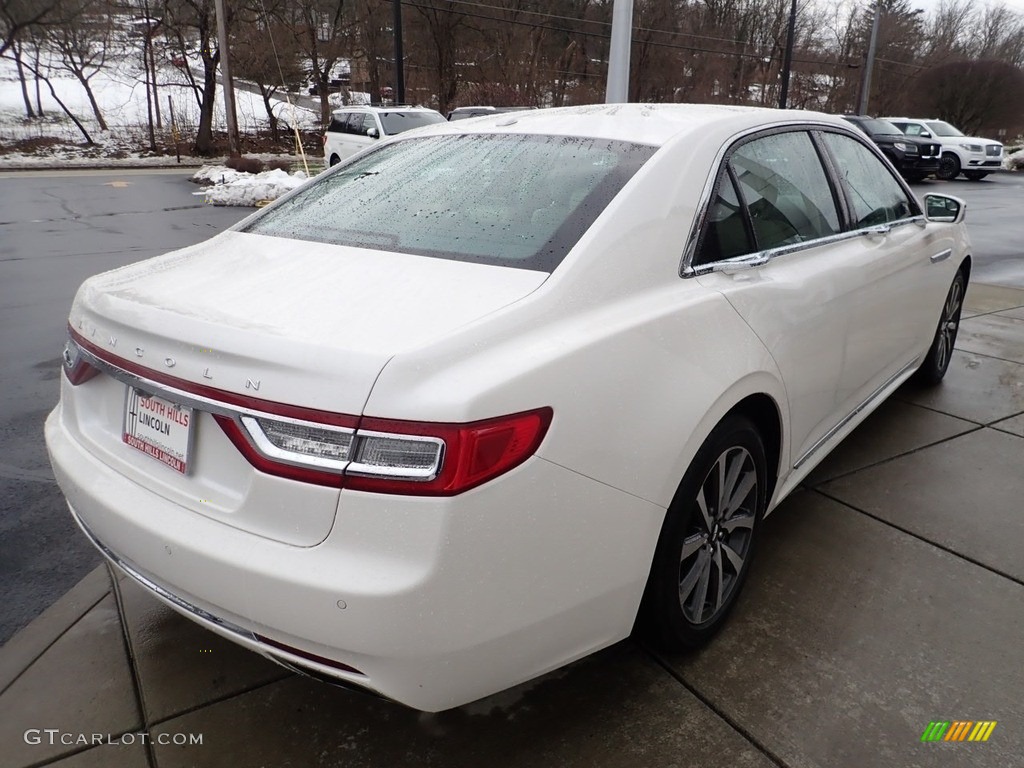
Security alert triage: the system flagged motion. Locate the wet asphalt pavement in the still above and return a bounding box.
[0,169,250,643]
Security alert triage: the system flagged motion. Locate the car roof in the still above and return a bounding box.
[407,103,846,148]
[331,105,439,115]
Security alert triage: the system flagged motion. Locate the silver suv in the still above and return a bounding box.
[884,117,1003,181]
[323,106,445,167]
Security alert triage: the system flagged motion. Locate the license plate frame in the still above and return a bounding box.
[122,387,194,474]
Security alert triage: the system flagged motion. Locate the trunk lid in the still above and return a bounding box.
[71,231,548,413]
[64,231,547,546]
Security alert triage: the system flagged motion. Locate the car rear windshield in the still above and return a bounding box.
[242,133,656,272]
[379,111,446,135]
[925,120,964,137]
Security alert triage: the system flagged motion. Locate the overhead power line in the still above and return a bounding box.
[396,0,860,70]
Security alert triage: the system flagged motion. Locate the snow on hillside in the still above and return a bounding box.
[0,36,320,171]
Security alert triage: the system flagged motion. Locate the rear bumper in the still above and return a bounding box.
[46,403,664,711]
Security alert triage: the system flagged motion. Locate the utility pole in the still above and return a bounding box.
[605,0,634,103]
[778,0,797,109]
[393,0,405,105]
[214,0,240,156]
[858,0,882,115]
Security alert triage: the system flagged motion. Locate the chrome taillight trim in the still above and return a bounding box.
[346,427,445,482]
[240,415,354,472]
[68,335,444,483]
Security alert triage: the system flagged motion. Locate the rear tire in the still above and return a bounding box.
[935,153,961,181]
[913,269,966,386]
[639,414,767,650]
[963,171,989,181]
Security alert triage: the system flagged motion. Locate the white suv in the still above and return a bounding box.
[884,117,1003,181]
[323,106,445,167]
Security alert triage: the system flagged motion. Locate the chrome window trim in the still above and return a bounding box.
[680,122,925,278]
[683,216,927,277]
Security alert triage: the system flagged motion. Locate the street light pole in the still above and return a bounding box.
[392,0,405,105]
[858,0,882,115]
[605,0,634,103]
[778,0,797,109]
[214,0,239,156]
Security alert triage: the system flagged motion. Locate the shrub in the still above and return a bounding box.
[266,158,292,172]
[225,155,265,174]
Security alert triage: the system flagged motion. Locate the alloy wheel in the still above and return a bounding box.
[935,277,963,373]
[678,445,758,625]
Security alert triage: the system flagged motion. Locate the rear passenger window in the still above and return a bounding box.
[731,132,841,251]
[346,114,365,135]
[327,116,346,133]
[696,131,840,265]
[821,133,914,227]
[698,172,753,263]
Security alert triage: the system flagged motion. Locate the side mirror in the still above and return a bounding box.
[366,127,379,139]
[920,131,932,138]
[924,194,966,224]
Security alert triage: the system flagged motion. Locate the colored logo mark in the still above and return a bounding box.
[921,721,997,742]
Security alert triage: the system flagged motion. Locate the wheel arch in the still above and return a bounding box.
[727,393,783,509]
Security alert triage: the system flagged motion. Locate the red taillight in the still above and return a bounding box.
[66,327,551,496]
[347,409,553,496]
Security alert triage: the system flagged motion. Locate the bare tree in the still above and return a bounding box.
[163,0,228,155]
[911,58,1024,134]
[0,0,66,57]
[232,6,303,140]
[413,0,469,115]
[279,0,350,124]
[43,0,115,129]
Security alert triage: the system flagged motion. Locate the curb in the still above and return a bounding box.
[0,565,111,695]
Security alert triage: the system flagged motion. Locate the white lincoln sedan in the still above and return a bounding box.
[46,104,970,711]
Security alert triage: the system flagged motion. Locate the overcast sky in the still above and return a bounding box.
[908,0,1024,14]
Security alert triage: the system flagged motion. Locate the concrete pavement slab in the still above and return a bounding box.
[956,314,1024,365]
[150,643,776,768]
[30,742,149,768]
[896,351,1024,424]
[996,306,1024,321]
[804,400,975,485]
[658,490,1024,768]
[0,594,141,766]
[0,565,109,693]
[961,283,1024,318]
[991,414,1024,437]
[115,574,288,724]
[820,427,1024,582]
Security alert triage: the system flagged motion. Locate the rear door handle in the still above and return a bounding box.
[862,224,891,237]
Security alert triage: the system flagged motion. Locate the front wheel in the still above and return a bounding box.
[963,171,989,181]
[935,153,962,181]
[914,269,966,386]
[639,414,767,649]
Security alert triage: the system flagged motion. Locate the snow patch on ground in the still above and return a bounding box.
[1004,147,1024,171]
[193,166,308,206]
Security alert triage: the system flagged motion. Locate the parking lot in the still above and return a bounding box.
[1,170,1022,768]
